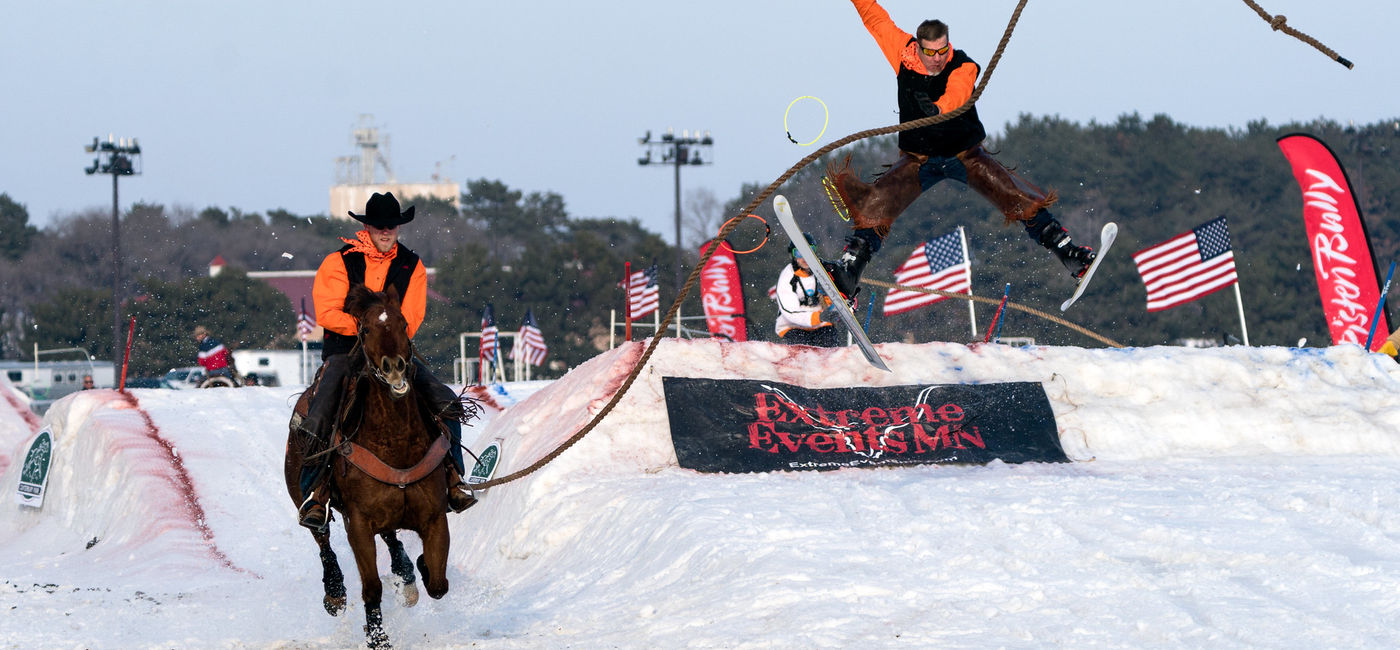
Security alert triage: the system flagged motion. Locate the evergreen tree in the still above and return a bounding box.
[0,193,38,261]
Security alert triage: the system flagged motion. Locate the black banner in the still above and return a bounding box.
[662,377,1066,473]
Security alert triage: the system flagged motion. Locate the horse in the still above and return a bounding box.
[284,284,456,649]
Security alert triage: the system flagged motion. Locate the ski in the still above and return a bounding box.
[773,195,891,372]
[1060,222,1117,312]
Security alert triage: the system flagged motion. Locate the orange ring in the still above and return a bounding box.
[717,214,770,255]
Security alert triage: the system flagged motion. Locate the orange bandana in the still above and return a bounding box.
[339,229,397,264]
[900,42,930,75]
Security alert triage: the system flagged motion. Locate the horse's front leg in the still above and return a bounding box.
[345,516,389,649]
[315,529,347,616]
[416,514,451,600]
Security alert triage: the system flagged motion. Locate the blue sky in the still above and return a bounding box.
[3,0,1395,249]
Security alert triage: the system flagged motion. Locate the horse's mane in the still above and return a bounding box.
[344,284,402,321]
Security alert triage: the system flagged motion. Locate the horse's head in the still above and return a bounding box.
[345,284,414,398]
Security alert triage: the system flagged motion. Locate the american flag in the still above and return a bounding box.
[296,297,316,341]
[1133,216,1239,312]
[510,309,548,366]
[479,303,499,366]
[882,228,972,316]
[627,264,661,319]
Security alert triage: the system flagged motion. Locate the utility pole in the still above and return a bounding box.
[83,135,141,370]
[638,128,713,292]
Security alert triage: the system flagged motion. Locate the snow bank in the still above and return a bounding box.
[5,340,1400,647]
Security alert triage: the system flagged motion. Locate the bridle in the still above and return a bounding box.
[355,309,416,397]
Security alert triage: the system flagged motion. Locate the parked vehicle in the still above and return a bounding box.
[125,376,174,389]
[164,366,208,389]
[164,365,254,388]
[231,349,315,387]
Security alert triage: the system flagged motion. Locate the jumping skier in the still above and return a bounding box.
[825,0,1098,299]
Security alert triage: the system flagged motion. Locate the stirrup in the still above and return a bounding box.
[298,495,329,532]
[447,483,477,513]
[445,466,477,513]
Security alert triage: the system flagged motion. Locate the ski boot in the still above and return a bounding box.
[1026,211,1095,279]
[822,232,878,300]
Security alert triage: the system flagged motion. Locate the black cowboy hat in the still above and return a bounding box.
[348,192,415,228]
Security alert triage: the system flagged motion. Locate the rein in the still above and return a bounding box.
[328,321,441,488]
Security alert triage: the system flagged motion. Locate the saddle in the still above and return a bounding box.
[294,361,452,488]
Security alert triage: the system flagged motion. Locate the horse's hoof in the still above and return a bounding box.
[323,595,346,616]
[365,623,392,649]
[387,572,420,608]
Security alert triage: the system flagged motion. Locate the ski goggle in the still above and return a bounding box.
[920,43,951,57]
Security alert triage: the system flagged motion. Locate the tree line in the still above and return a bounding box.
[742,113,1400,349]
[1,113,1396,379]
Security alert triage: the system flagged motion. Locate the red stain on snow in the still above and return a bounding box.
[116,391,261,579]
[463,385,505,412]
[595,342,645,407]
[0,386,43,432]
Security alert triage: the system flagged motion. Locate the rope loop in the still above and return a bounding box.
[715,214,770,255]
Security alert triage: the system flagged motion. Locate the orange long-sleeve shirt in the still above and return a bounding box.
[313,244,428,339]
[850,0,978,115]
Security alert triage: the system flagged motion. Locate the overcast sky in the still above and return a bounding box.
[3,0,1395,249]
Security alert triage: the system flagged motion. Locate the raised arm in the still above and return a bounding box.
[849,0,913,74]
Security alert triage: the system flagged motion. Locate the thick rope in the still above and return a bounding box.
[464,2,1032,491]
[1240,0,1352,69]
[862,279,1125,348]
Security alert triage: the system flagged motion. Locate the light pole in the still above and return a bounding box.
[84,136,141,370]
[638,127,712,292]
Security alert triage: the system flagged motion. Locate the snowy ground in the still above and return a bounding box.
[4,339,1400,648]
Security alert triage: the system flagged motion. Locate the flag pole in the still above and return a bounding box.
[1233,284,1250,346]
[624,262,633,342]
[958,226,977,339]
[499,331,507,383]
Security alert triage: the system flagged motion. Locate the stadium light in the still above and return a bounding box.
[83,135,142,370]
[637,127,713,292]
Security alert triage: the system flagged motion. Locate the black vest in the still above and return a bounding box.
[896,43,987,157]
[322,244,422,358]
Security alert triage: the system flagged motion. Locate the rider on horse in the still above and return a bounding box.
[296,191,474,531]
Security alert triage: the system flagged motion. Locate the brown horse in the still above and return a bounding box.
[284,285,454,649]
